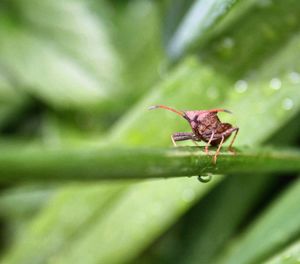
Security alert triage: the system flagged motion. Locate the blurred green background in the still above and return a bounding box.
[1,0,300,263]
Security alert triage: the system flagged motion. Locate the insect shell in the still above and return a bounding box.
[149,105,239,164]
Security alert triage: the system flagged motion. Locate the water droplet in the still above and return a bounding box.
[282,98,294,110]
[222,37,235,49]
[182,188,196,202]
[234,80,248,93]
[206,86,219,99]
[198,174,212,183]
[270,78,282,90]
[288,71,300,84]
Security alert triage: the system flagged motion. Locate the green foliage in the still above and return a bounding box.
[218,178,300,264]
[167,0,239,59]
[179,173,274,264]
[0,0,300,264]
[265,238,300,264]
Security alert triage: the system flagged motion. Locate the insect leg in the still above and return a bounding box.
[171,132,194,146]
[213,135,225,164]
[228,127,239,153]
[204,131,215,154]
[171,135,177,146]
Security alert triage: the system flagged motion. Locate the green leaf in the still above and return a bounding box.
[112,1,165,105]
[15,0,121,91]
[0,185,56,219]
[200,0,300,78]
[0,70,27,128]
[265,239,300,264]
[0,0,121,111]
[217,178,300,264]
[1,182,128,264]
[167,0,239,59]
[52,178,221,264]
[179,173,274,264]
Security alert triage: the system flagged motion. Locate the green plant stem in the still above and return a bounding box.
[0,146,300,183]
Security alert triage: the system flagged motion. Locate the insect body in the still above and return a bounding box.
[149,105,239,164]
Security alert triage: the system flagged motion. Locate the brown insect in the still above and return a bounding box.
[149,105,239,164]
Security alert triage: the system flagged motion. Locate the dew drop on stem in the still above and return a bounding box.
[269,78,282,90]
[234,80,248,93]
[282,98,294,110]
[198,174,212,183]
[288,71,300,84]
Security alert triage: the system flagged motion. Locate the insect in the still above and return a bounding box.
[148,105,239,164]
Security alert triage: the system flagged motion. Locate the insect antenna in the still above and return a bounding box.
[148,105,184,117]
[208,109,233,114]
